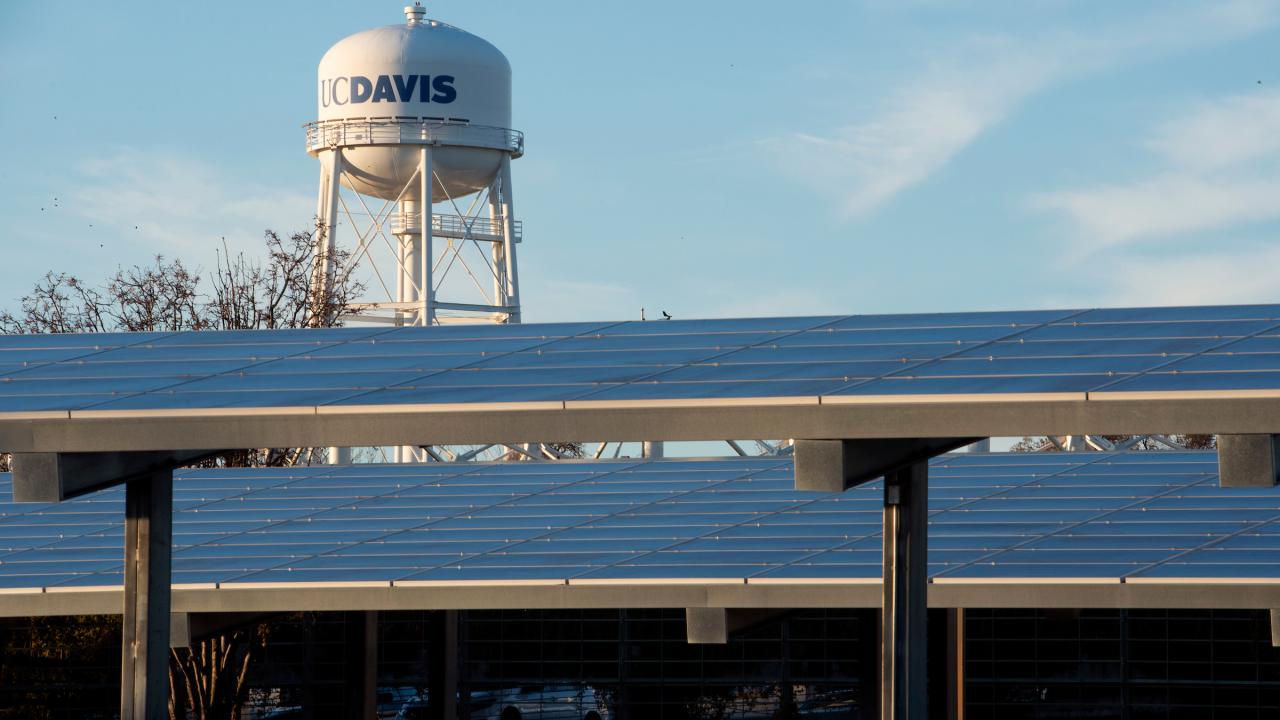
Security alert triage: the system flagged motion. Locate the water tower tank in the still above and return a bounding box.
[309,4,518,200]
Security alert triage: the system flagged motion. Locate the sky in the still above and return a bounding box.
[2,0,1279,324]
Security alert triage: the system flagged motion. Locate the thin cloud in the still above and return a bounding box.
[767,0,1279,219]
[775,53,1055,218]
[70,148,314,258]
[1096,244,1280,306]
[1035,92,1280,250]
[1148,92,1280,171]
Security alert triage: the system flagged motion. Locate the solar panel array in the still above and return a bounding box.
[0,452,1275,591]
[2,304,1280,414]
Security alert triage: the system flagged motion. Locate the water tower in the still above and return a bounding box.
[307,3,523,327]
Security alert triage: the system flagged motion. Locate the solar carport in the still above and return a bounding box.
[3,304,1280,719]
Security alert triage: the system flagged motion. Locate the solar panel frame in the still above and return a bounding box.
[5,306,1280,450]
[2,451,1276,614]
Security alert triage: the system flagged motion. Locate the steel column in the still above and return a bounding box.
[882,461,928,720]
[427,610,458,720]
[946,608,965,720]
[343,610,378,720]
[121,471,173,720]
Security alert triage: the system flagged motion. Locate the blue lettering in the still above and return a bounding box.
[393,74,418,102]
[431,75,456,104]
[350,75,372,103]
[372,75,396,102]
[322,74,453,106]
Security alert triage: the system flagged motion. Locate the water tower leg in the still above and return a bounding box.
[314,149,344,315]
[496,154,520,323]
[316,149,345,467]
[420,146,434,326]
[488,177,507,314]
[402,210,421,325]
[392,148,434,464]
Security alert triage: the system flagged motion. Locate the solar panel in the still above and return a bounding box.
[0,451,1275,598]
[0,305,1278,417]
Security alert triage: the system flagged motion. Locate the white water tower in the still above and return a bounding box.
[308,3,523,326]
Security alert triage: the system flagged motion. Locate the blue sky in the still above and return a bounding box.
[2,0,1278,324]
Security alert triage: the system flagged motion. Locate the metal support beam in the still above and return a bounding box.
[685,607,727,644]
[882,461,928,720]
[427,610,458,720]
[170,613,189,649]
[343,610,378,720]
[1218,434,1279,487]
[121,471,173,720]
[11,450,214,502]
[169,611,280,648]
[1272,609,1280,648]
[684,608,790,644]
[794,438,975,492]
[946,608,964,720]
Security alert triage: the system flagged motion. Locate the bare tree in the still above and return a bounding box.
[169,625,269,720]
[1010,434,1216,452]
[0,229,361,476]
[0,228,361,719]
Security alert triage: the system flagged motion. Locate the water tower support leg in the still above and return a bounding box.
[488,178,508,311]
[420,146,434,325]
[314,149,344,309]
[318,150,349,466]
[497,154,520,323]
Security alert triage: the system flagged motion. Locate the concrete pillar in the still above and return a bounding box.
[121,471,173,720]
[882,462,928,720]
